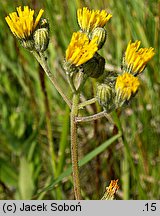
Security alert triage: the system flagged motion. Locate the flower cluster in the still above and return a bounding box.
[63,7,155,109]
[5,6,49,51]
[97,40,155,111]
[5,6,155,112]
[64,7,112,78]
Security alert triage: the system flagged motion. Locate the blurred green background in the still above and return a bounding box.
[0,0,159,200]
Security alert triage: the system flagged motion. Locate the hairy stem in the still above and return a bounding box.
[71,93,81,199]
[76,110,113,123]
[78,97,97,109]
[67,73,77,93]
[32,51,72,108]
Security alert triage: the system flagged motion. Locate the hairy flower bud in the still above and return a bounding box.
[90,27,107,49]
[82,53,105,78]
[96,83,115,112]
[97,84,112,105]
[33,27,49,52]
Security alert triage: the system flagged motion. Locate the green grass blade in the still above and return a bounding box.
[37,133,121,196]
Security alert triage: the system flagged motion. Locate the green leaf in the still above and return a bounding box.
[0,158,18,187]
[18,156,34,200]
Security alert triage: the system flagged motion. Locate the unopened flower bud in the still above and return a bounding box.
[82,53,105,78]
[90,27,107,49]
[33,27,49,52]
[97,84,112,106]
[96,83,115,112]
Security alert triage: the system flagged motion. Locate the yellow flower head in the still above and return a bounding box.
[77,7,112,33]
[115,73,140,100]
[101,179,119,200]
[124,40,155,75]
[107,180,119,194]
[65,32,98,66]
[5,6,44,39]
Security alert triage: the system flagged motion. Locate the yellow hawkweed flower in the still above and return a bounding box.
[115,73,140,100]
[77,7,112,33]
[101,179,119,200]
[124,40,155,75]
[65,32,98,66]
[5,6,44,39]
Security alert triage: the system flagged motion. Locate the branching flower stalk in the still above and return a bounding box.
[78,97,97,109]
[6,6,155,200]
[63,9,113,199]
[76,111,107,123]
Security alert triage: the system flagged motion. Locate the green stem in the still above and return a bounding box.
[71,93,81,199]
[78,97,97,109]
[32,51,72,108]
[35,133,122,198]
[76,110,113,123]
[67,73,77,93]
[76,111,106,123]
[77,74,88,92]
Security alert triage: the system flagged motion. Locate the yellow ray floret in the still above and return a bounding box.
[101,179,119,200]
[77,7,112,32]
[115,73,140,100]
[125,40,155,74]
[66,32,98,66]
[5,6,44,39]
